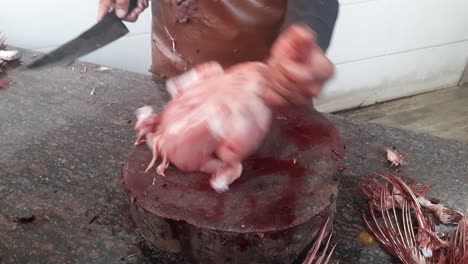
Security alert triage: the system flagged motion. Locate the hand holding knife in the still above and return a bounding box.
[26,0,141,70]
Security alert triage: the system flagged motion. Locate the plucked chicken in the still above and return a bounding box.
[134,24,334,192]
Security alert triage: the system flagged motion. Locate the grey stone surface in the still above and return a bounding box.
[329,114,468,263]
[1,48,467,263]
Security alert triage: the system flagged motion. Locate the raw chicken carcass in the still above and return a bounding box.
[135,61,272,192]
[134,24,334,192]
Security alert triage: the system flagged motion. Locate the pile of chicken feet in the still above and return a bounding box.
[134,24,334,192]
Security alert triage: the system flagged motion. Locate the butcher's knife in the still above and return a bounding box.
[26,0,137,69]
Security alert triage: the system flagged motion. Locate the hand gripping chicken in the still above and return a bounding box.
[134,24,334,193]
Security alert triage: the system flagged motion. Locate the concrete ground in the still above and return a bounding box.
[1,49,467,263]
[337,85,468,143]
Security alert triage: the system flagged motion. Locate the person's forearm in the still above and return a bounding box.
[282,0,339,52]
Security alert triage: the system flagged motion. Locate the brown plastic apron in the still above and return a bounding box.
[150,0,286,78]
[150,0,338,79]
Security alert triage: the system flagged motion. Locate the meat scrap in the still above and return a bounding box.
[134,24,334,192]
[0,33,21,79]
[385,146,406,167]
[0,78,11,90]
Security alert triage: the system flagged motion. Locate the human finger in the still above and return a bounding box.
[97,0,114,21]
[115,0,130,18]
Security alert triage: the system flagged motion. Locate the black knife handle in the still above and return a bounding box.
[105,0,138,22]
[127,0,138,15]
[111,0,138,18]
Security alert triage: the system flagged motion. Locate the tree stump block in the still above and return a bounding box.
[123,106,345,264]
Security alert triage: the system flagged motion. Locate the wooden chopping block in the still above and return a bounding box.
[123,106,345,264]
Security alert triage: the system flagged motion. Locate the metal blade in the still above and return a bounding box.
[26,12,129,69]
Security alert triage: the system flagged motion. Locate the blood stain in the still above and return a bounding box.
[237,238,250,252]
[167,220,181,240]
[245,156,305,178]
[241,155,304,229]
[275,108,332,150]
[204,196,225,222]
[191,176,215,192]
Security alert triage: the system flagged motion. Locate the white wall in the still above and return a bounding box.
[1,0,467,112]
[317,0,468,112]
